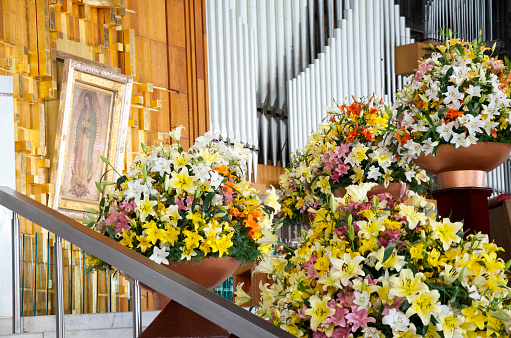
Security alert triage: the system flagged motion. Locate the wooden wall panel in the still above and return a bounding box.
[1,0,209,229]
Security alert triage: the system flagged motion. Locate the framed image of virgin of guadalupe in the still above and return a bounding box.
[51,59,133,220]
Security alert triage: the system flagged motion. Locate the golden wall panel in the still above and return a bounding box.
[2,0,209,232]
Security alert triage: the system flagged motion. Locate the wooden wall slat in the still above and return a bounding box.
[3,0,210,232]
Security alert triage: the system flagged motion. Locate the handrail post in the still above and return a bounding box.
[11,212,21,334]
[132,279,142,338]
[54,235,65,337]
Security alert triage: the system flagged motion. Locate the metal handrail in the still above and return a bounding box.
[0,186,292,338]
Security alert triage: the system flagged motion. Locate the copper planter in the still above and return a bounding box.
[413,142,511,189]
[139,256,240,309]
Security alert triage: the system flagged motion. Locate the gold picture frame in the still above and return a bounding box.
[51,59,132,220]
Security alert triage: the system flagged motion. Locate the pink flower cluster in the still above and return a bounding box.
[303,278,379,338]
[321,144,351,183]
[103,200,137,234]
[413,61,434,82]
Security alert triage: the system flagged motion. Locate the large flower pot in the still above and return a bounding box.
[333,183,409,200]
[413,142,511,189]
[138,256,240,309]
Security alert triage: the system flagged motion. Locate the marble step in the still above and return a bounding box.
[0,311,159,336]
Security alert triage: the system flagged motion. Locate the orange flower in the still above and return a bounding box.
[243,211,262,238]
[395,131,411,145]
[445,109,463,120]
[215,165,239,182]
[230,207,243,218]
[223,180,237,194]
[361,129,375,142]
[215,165,230,176]
[346,129,359,142]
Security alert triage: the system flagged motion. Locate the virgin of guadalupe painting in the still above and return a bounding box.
[62,87,110,201]
[52,59,132,220]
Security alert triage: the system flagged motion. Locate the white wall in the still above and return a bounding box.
[0,75,15,318]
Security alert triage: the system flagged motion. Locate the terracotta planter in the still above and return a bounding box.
[333,183,409,200]
[413,142,511,189]
[137,256,240,309]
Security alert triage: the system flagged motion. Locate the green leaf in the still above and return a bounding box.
[505,56,511,70]
[407,262,419,274]
[86,213,98,222]
[283,246,295,254]
[142,165,148,178]
[100,156,111,165]
[105,226,115,239]
[141,142,147,154]
[95,181,103,194]
[400,299,411,312]
[347,215,355,242]
[116,175,127,188]
[430,283,447,295]
[202,191,215,212]
[100,181,115,186]
[505,259,511,271]
[458,265,467,283]
[83,207,99,214]
[382,242,396,264]
[490,309,510,323]
[422,323,429,337]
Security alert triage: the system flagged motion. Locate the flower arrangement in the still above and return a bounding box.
[278,97,430,224]
[236,184,511,337]
[388,32,511,160]
[86,126,279,270]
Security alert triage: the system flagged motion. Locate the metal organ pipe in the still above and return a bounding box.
[345,8,355,103]
[230,9,240,141]
[318,0,326,51]
[214,0,227,139]
[276,0,287,166]
[352,1,361,97]
[359,0,368,96]
[300,0,309,70]
[238,19,247,144]
[314,59,322,124]
[334,29,342,103]
[340,19,348,103]
[205,0,219,134]
[330,38,338,104]
[207,0,424,162]
[324,45,332,107]
[309,63,318,130]
[366,0,375,96]
[327,0,334,39]
[267,0,279,165]
[319,52,327,108]
[223,1,234,140]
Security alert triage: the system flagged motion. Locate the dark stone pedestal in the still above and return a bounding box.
[432,187,493,237]
[140,301,237,338]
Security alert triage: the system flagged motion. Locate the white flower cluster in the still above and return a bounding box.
[390,39,511,159]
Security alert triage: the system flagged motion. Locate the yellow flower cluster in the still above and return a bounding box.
[86,127,278,269]
[237,184,511,337]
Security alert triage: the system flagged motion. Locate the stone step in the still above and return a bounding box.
[0,327,137,337]
[0,334,42,338]
[0,311,159,336]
